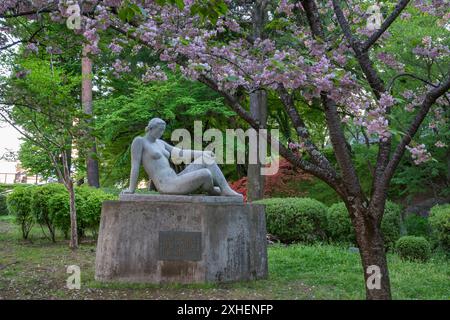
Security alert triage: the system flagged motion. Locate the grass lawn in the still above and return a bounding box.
[0,215,448,300]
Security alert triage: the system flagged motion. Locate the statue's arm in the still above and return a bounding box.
[161,140,211,161]
[126,137,143,193]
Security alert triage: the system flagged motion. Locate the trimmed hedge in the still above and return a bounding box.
[6,183,117,240]
[395,236,431,262]
[256,197,328,243]
[30,183,65,242]
[428,204,450,251]
[326,202,354,243]
[6,185,36,239]
[326,201,402,249]
[0,184,22,216]
[381,201,403,249]
[75,186,117,237]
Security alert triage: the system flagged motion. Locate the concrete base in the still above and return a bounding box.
[95,196,268,284]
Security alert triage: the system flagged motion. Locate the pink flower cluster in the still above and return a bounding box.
[142,66,168,82]
[111,59,131,78]
[413,36,450,60]
[377,52,404,72]
[406,144,431,165]
[2,0,447,161]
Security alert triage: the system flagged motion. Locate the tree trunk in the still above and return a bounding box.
[61,151,78,250]
[82,45,100,188]
[351,206,392,300]
[247,89,267,201]
[67,179,78,250]
[247,1,268,202]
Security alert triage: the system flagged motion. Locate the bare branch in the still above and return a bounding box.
[0,26,44,51]
[276,85,337,175]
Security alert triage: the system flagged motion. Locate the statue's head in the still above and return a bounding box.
[145,117,166,139]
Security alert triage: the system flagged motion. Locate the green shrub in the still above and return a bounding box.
[404,214,431,238]
[256,197,328,243]
[395,236,431,262]
[0,184,21,216]
[0,193,8,215]
[0,183,23,193]
[429,204,450,251]
[30,183,67,242]
[6,185,36,239]
[381,201,403,249]
[326,201,402,249]
[327,202,355,243]
[6,183,117,241]
[47,190,70,238]
[44,185,117,239]
[75,186,117,237]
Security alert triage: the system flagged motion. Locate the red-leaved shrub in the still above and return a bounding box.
[230,158,313,201]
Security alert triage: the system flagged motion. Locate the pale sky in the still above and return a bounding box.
[0,124,23,173]
[0,43,22,175]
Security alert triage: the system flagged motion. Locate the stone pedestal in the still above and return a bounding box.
[95,195,268,284]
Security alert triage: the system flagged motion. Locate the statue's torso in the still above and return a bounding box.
[140,138,176,189]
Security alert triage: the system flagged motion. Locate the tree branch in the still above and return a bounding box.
[301,0,364,202]
[0,26,44,51]
[332,0,393,217]
[0,8,54,19]
[276,85,337,175]
[198,74,344,194]
[382,74,450,189]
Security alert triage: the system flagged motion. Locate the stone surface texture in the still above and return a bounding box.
[95,197,268,284]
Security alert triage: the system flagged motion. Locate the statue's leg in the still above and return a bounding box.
[159,168,215,195]
[180,157,242,197]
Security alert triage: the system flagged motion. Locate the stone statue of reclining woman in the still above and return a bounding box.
[122,118,242,198]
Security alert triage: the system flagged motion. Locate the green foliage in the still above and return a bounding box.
[381,201,403,250]
[326,201,402,249]
[404,214,431,239]
[350,144,379,196]
[8,183,118,240]
[6,185,36,239]
[47,185,118,238]
[95,73,238,186]
[0,183,28,192]
[286,178,341,206]
[30,183,66,242]
[428,204,450,251]
[47,190,71,238]
[2,56,84,184]
[18,141,56,179]
[0,193,8,215]
[375,9,450,201]
[256,197,328,244]
[119,0,228,25]
[395,236,431,262]
[327,202,354,243]
[75,186,117,237]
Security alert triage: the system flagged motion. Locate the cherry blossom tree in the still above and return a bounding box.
[1,0,449,299]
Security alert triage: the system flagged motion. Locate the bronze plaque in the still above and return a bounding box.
[158,231,202,261]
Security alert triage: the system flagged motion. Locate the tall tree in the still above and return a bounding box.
[247,0,269,201]
[0,57,83,249]
[82,44,100,188]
